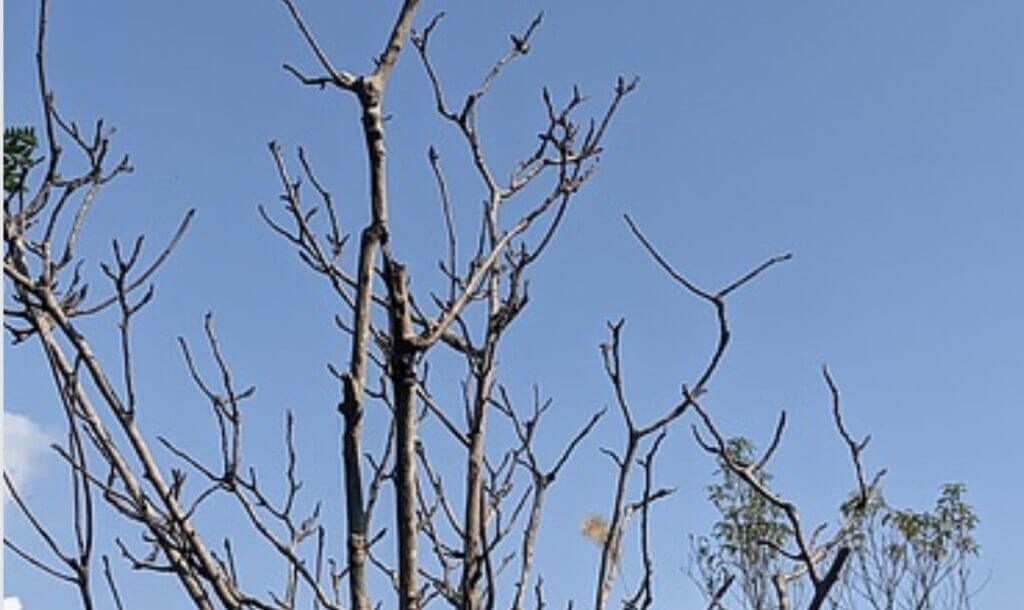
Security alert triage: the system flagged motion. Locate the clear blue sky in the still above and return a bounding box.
[5,1,1023,608]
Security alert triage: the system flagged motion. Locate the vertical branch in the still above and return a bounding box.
[103,556,127,610]
[385,261,423,610]
[337,96,385,610]
[279,1,422,607]
[594,322,641,610]
[459,282,499,610]
[625,431,669,610]
[338,229,374,610]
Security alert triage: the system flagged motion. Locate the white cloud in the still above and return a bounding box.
[3,597,24,610]
[4,411,53,501]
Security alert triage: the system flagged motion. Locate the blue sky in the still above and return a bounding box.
[4,1,1023,608]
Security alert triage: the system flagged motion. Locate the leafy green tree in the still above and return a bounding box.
[691,436,980,610]
[839,483,980,610]
[691,437,791,610]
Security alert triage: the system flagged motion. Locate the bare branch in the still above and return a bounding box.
[279,0,356,89]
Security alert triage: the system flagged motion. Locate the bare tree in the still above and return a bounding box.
[6,1,630,608]
[597,219,882,610]
[3,2,979,610]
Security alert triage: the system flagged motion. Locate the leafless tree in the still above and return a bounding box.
[591,219,885,610]
[6,1,629,608]
[4,2,950,610]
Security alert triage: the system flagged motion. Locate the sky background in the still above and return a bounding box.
[4,1,1023,608]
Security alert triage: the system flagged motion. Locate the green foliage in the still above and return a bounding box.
[840,483,980,610]
[708,438,790,562]
[4,126,41,195]
[692,437,790,610]
[886,483,979,560]
[691,440,981,610]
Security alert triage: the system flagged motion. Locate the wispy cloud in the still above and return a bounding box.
[4,411,53,501]
[3,597,24,610]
